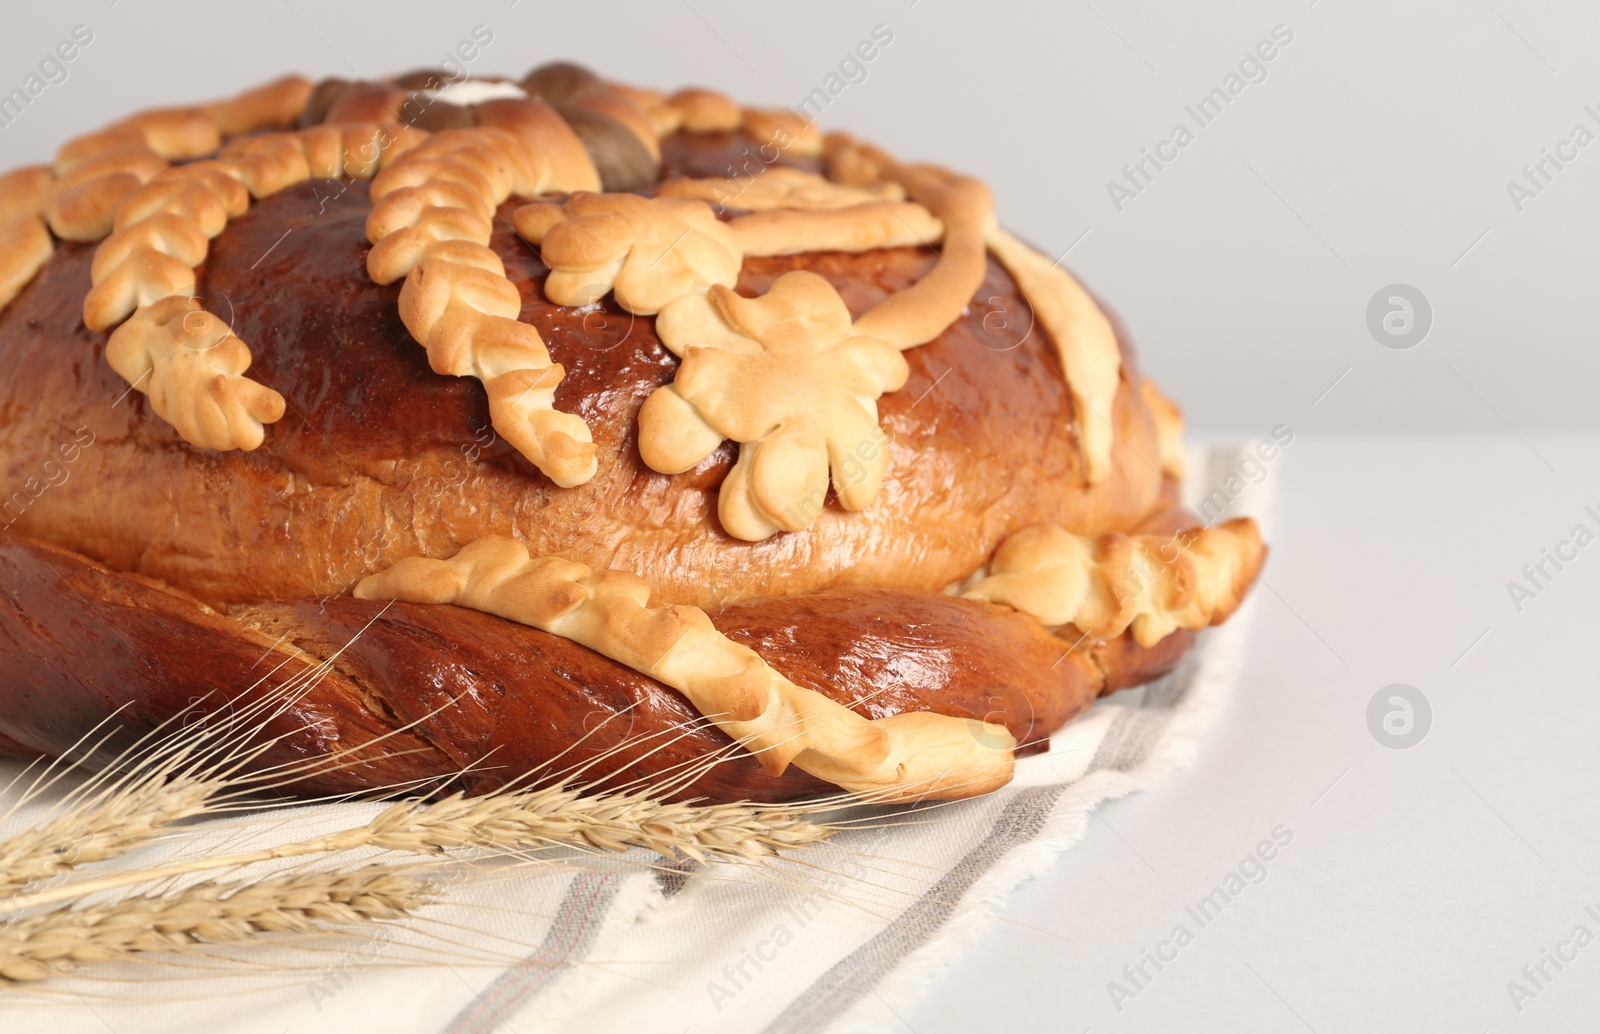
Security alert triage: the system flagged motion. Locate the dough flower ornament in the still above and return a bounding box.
[513,192,740,315]
[639,270,909,541]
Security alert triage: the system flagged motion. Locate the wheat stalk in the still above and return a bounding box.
[2,783,836,914]
[0,616,850,986]
[0,866,432,984]
[357,785,834,861]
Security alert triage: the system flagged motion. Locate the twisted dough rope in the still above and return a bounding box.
[365,127,599,487]
[43,76,311,243]
[82,161,249,332]
[0,77,314,448]
[962,518,1265,648]
[82,123,426,450]
[355,536,1015,801]
[39,78,309,243]
[218,120,427,199]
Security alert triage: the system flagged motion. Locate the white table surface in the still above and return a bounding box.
[903,433,1600,1034]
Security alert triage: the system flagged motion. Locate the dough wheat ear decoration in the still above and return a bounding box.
[105,297,286,451]
[82,123,428,450]
[366,128,599,487]
[356,536,1015,801]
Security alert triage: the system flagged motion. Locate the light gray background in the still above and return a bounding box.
[2,0,1595,434]
[4,3,1599,1032]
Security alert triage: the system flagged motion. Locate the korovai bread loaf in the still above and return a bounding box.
[0,64,1265,802]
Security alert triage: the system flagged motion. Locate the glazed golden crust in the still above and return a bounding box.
[0,180,1169,612]
[0,67,1266,803]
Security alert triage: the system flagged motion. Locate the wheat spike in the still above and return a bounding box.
[3,783,836,914]
[357,786,835,862]
[0,774,226,898]
[0,866,432,984]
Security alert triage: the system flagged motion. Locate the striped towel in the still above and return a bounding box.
[0,444,1270,1034]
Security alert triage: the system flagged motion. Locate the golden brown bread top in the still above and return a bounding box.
[0,175,1169,611]
[0,65,1267,802]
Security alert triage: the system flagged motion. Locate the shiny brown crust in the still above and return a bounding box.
[353,536,1015,801]
[0,534,1185,800]
[0,68,1266,802]
[0,180,1168,613]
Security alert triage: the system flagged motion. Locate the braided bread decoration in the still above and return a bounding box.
[82,161,248,332]
[963,518,1266,648]
[355,535,1016,801]
[45,141,168,242]
[42,78,306,244]
[365,128,598,487]
[217,121,427,199]
[82,124,426,446]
